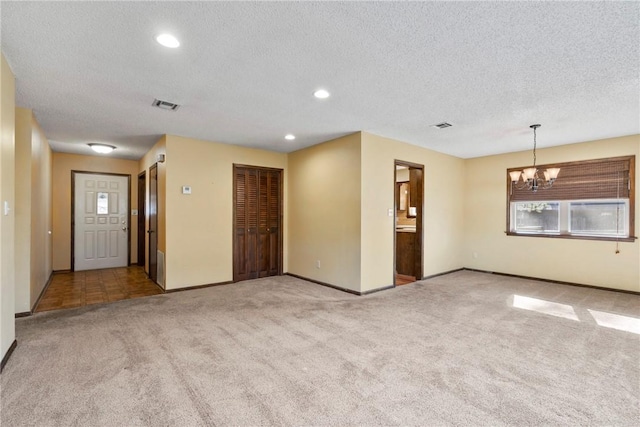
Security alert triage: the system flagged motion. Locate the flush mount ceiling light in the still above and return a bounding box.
[88,143,116,154]
[509,124,560,192]
[284,134,296,140]
[313,89,330,99]
[155,33,180,48]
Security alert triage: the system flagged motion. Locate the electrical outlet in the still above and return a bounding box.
[316,260,321,269]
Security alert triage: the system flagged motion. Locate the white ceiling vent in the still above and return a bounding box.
[152,98,180,111]
[432,122,452,129]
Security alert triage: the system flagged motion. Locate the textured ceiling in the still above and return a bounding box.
[1,1,638,160]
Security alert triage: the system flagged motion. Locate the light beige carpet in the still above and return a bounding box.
[1,271,638,426]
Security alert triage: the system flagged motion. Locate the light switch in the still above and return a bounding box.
[387,208,393,217]
[3,201,9,216]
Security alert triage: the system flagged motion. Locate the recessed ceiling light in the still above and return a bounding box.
[313,89,330,99]
[285,134,296,140]
[89,143,116,154]
[156,33,180,48]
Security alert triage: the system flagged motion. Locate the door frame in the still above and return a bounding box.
[393,160,424,284]
[148,163,158,284]
[70,170,131,271]
[137,171,146,267]
[232,164,284,282]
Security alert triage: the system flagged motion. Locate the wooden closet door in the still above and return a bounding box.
[234,168,259,281]
[234,166,282,282]
[258,170,281,277]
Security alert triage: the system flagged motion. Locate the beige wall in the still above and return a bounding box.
[161,135,287,290]
[52,153,139,270]
[288,133,362,292]
[0,53,16,359]
[29,114,52,309]
[396,167,409,182]
[15,108,53,313]
[14,108,31,313]
[463,134,640,292]
[360,132,466,292]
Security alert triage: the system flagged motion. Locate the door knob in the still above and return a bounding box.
[122,226,128,231]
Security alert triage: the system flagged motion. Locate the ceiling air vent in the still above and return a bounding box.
[152,98,180,111]
[432,122,452,129]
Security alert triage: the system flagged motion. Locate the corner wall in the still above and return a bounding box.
[162,135,287,290]
[360,132,466,292]
[288,133,362,292]
[29,114,52,309]
[14,108,31,313]
[52,153,140,270]
[463,134,640,292]
[14,108,53,313]
[0,53,16,360]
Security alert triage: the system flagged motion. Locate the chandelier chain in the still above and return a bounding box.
[532,126,537,168]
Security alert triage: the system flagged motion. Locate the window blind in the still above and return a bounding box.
[508,156,633,202]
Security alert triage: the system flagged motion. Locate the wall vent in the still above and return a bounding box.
[432,122,452,129]
[157,250,166,289]
[152,99,180,111]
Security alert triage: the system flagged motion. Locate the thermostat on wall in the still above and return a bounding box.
[182,186,192,195]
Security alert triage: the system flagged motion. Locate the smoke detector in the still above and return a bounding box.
[152,98,180,111]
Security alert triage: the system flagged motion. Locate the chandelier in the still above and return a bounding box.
[509,124,560,192]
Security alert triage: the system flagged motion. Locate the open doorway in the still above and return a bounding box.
[394,161,423,285]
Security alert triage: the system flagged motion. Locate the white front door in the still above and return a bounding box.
[74,173,129,271]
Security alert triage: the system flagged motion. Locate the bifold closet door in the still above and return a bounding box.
[234,166,282,282]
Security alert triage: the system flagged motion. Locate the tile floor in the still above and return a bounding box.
[35,266,163,312]
[395,273,416,286]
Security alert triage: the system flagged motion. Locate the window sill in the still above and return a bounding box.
[505,232,637,243]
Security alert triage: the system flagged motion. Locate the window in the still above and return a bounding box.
[569,200,629,237]
[507,156,635,241]
[512,202,560,234]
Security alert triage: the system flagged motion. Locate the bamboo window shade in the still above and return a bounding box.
[508,156,634,202]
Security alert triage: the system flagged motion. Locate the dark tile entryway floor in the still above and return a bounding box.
[35,266,163,312]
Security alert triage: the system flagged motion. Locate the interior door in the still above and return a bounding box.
[148,164,158,283]
[234,165,282,282]
[73,172,129,271]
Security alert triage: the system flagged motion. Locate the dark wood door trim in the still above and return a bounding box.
[137,171,146,267]
[148,164,158,283]
[70,170,131,272]
[394,161,424,284]
[233,164,283,282]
